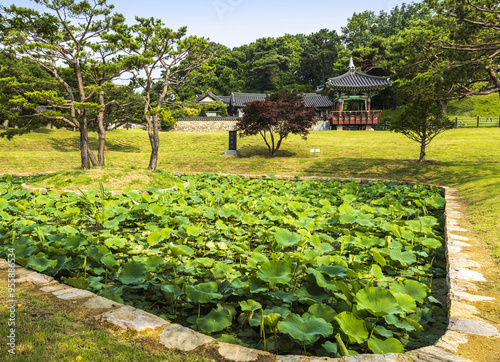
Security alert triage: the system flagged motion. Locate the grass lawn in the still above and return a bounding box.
[0,269,213,361]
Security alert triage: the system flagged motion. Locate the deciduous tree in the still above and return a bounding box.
[236,90,317,156]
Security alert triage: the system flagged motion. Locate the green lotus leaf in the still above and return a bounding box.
[334,311,369,344]
[388,249,416,266]
[161,284,183,298]
[370,248,386,266]
[169,243,194,257]
[420,237,442,249]
[369,264,389,281]
[307,304,337,323]
[58,225,78,234]
[46,254,72,274]
[186,225,202,236]
[147,231,162,246]
[104,237,127,249]
[248,251,268,267]
[322,341,338,355]
[144,255,163,271]
[383,314,417,331]
[354,287,402,317]
[117,260,146,284]
[197,308,232,333]
[374,325,393,338]
[389,279,428,303]
[274,227,302,248]
[306,268,338,291]
[196,257,215,268]
[239,299,262,312]
[393,292,417,313]
[368,336,405,354]
[62,276,89,289]
[257,260,292,285]
[265,313,282,328]
[185,282,223,304]
[339,213,357,224]
[12,240,35,258]
[26,254,58,272]
[101,254,119,269]
[278,313,333,345]
[102,218,120,230]
[318,265,348,278]
[148,204,164,216]
[338,203,354,214]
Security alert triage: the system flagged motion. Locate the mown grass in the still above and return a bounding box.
[0,273,212,361]
[1,127,499,262]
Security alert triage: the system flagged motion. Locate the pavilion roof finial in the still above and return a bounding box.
[348,57,355,72]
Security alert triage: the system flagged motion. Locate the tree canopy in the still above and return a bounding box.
[236,90,317,156]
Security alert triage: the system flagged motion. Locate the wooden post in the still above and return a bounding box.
[477,116,479,128]
[455,117,458,128]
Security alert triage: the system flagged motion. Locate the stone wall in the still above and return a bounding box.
[172,117,238,132]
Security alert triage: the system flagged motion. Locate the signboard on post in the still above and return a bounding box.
[310,149,320,157]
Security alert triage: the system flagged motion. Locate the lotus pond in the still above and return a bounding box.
[0,173,448,357]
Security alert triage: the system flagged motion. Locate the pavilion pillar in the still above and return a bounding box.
[367,99,371,114]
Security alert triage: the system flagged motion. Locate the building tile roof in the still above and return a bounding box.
[230,93,267,107]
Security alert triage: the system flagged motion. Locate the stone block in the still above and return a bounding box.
[449,268,486,282]
[449,317,499,337]
[451,291,494,302]
[159,324,214,352]
[435,331,468,352]
[406,346,472,361]
[40,284,72,293]
[217,342,275,361]
[16,273,54,285]
[83,296,121,309]
[52,288,95,300]
[96,306,169,332]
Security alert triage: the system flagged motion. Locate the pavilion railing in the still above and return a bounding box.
[328,110,382,125]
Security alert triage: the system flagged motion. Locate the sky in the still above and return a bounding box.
[6,0,415,48]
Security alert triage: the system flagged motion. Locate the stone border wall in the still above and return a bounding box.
[173,120,238,132]
[8,172,500,361]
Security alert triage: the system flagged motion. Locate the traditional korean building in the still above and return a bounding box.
[194,91,333,118]
[317,58,391,130]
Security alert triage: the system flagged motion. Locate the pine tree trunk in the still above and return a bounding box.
[80,117,91,170]
[97,90,106,166]
[147,115,160,171]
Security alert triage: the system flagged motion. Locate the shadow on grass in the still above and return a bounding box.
[237,145,296,158]
[47,136,141,153]
[303,157,500,188]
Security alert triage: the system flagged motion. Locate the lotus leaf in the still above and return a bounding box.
[117,260,146,284]
[354,287,402,317]
[367,336,405,354]
[26,254,58,272]
[307,304,337,323]
[274,227,302,248]
[239,299,262,312]
[257,260,292,285]
[389,279,428,303]
[185,282,223,304]
[278,313,333,345]
[334,312,368,344]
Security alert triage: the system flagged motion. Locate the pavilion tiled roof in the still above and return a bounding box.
[317,58,391,93]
